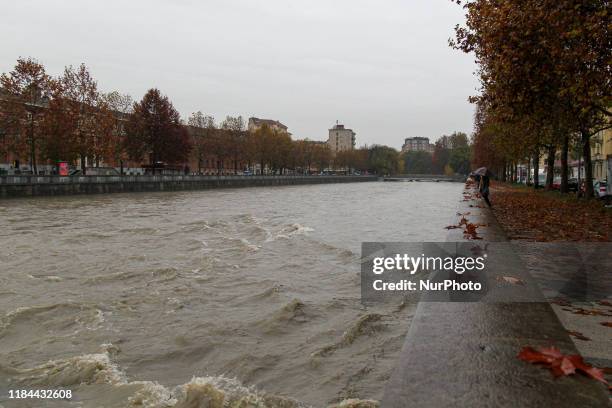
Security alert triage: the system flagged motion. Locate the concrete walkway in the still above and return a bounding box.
[382,183,610,407]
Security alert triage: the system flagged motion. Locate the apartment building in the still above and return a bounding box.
[327,122,356,155]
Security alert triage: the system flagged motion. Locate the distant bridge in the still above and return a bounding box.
[383,174,465,182]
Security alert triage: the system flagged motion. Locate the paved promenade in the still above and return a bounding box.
[382,182,610,407]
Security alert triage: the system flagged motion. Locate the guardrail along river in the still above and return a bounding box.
[0,181,463,407]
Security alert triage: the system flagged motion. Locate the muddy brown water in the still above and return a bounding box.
[0,181,462,407]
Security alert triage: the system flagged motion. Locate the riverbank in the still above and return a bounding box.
[490,182,611,241]
[0,174,378,198]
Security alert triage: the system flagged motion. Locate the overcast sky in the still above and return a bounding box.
[1,0,477,149]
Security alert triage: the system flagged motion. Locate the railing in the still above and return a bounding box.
[0,174,377,185]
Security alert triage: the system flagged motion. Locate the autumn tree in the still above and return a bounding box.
[39,81,77,167]
[124,89,191,171]
[246,124,274,174]
[51,64,119,173]
[269,130,293,174]
[313,143,332,173]
[101,91,133,174]
[0,58,52,173]
[452,0,611,196]
[187,111,215,173]
[221,116,246,173]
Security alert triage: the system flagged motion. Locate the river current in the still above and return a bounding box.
[0,181,462,407]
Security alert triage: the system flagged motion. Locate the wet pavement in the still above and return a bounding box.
[382,182,611,407]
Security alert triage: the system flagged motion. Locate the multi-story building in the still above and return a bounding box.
[327,122,355,155]
[248,117,289,134]
[402,137,434,154]
[591,128,612,182]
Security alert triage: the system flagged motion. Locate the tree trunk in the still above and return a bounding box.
[515,163,519,183]
[527,157,531,185]
[533,151,540,189]
[581,129,594,198]
[81,154,87,175]
[545,146,555,189]
[30,140,37,175]
[560,134,569,193]
[29,118,37,174]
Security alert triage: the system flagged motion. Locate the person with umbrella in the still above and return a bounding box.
[470,167,493,207]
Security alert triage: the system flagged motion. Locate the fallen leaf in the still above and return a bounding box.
[572,308,612,317]
[498,276,525,285]
[600,322,612,328]
[518,346,608,385]
[567,330,591,341]
[598,300,612,307]
[550,297,572,307]
[551,356,576,377]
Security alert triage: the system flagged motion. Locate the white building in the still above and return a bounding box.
[327,122,356,155]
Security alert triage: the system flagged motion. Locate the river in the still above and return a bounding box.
[0,181,463,408]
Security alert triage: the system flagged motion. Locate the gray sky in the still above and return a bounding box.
[1,0,477,149]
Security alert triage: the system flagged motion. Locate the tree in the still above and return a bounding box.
[269,130,293,174]
[124,89,191,171]
[402,150,433,174]
[312,143,332,172]
[101,91,133,174]
[368,145,399,175]
[187,111,215,173]
[55,63,120,173]
[221,116,246,174]
[0,58,51,173]
[449,145,471,175]
[246,124,274,174]
[452,0,611,197]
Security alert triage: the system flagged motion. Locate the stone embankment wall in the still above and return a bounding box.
[0,175,378,198]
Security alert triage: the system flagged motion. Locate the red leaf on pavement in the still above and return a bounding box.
[567,355,607,384]
[518,346,559,364]
[598,300,612,307]
[538,346,564,360]
[518,346,608,385]
[551,357,576,377]
[600,322,612,328]
[567,330,591,341]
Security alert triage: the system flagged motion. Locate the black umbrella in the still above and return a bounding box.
[470,167,494,178]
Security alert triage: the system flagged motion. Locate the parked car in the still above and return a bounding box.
[594,181,608,198]
[567,178,579,192]
[551,178,579,192]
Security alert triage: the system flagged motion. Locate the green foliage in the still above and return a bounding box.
[402,150,433,174]
[367,145,399,175]
[448,146,472,175]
